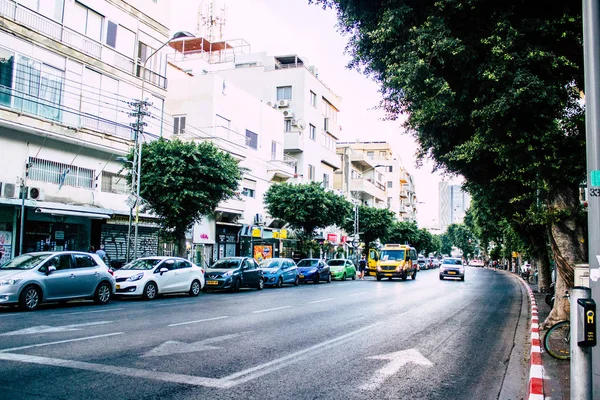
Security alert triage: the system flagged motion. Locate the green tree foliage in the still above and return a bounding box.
[264,182,352,254]
[385,220,419,246]
[128,138,242,257]
[440,233,453,256]
[446,224,476,258]
[340,205,395,254]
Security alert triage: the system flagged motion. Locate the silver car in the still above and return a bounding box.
[0,251,116,311]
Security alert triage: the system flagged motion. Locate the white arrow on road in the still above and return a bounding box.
[1,321,112,336]
[142,333,243,357]
[359,348,434,391]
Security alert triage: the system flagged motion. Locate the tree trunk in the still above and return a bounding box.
[526,230,552,292]
[542,186,586,328]
[176,230,187,258]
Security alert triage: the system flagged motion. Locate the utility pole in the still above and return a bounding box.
[582,0,600,395]
[18,162,31,256]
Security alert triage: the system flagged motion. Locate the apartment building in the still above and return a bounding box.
[0,0,172,262]
[438,181,470,231]
[165,59,296,264]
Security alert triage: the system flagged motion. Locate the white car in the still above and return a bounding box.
[114,257,205,300]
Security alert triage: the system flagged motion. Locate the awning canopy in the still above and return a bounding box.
[34,208,111,219]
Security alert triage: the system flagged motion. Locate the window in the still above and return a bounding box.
[276,86,292,101]
[366,151,374,159]
[309,124,316,140]
[106,21,118,48]
[308,164,315,181]
[242,188,255,198]
[0,48,14,108]
[322,173,330,189]
[323,117,330,132]
[176,260,192,269]
[47,254,72,271]
[245,129,258,149]
[320,132,335,152]
[73,254,97,268]
[388,166,393,173]
[173,115,186,134]
[310,91,317,107]
[271,141,277,160]
[387,181,393,188]
[20,0,64,22]
[284,119,292,133]
[101,171,128,194]
[115,26,135,57]
[29,157,94,189]
[72,2,103,42]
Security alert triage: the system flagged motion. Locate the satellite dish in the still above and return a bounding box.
[296,118,306,131]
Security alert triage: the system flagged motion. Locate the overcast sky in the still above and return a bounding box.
[171,0,461,227]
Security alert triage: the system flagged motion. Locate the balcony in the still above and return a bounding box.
[350,178,386,202]
[399,170,409,184]
[267,154,295,181]
[348,149,390,169]
[284,132,304,153]
[217,197,246,215]
[181,125,249,159]
[0,0,140,79]
[399,189,409,198]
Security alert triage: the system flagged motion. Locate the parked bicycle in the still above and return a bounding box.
[543,293,570,360]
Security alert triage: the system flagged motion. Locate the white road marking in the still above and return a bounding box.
[359,348,434,391]
[0,332,124,352]
[253,306,292,314]
[347,291,368,296]
[1,321,113,336]
[143,333,243,357]
[308,298,334,304]
[168,316,229,327]
[154,301,198,307]
[61,308,124,316]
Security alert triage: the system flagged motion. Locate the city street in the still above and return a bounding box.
[0,267,526,400]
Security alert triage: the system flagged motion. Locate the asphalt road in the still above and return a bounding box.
[0,267,527,400]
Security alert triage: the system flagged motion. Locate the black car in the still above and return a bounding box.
[204,257,264,291]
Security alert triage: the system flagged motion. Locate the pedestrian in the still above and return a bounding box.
[96,244,109,264]
[358,254,367,280]
[88,245,95,253]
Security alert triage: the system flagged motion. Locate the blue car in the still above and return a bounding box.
[297,258,331,284]
[259,258,299,288]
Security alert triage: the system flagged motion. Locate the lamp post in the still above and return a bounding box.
[129,31,194,260]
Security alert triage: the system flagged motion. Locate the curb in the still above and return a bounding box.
[523,280,545,400]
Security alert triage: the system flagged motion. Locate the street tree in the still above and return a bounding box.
[312,0,586,325]
[446,224,476,258]
[385,220,419,246]
[264,182,352,256]
[128,138,243,257]
[340,205,395,255]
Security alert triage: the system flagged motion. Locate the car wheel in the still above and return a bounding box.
[19,285,41,311]
[294,276,299,286]
[257,278,264,291]
[143,282,158,300]
[412,270,417,280]
[231,278,241,292]
[93,282,112,305]
[461,276,465,281]
[327,273,332,283]
[276,277,283,288]
[376,274,382,281]
[439,275,444,280]
[189,280,201,296]
[342,272,346,281]
[401,272,407,281]
[352,273,356,280]
[313,274,320,284]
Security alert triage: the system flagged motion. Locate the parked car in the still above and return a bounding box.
[417,255,427,270]
[469,259,485,268]
[204,257,264,291]
[327,259,356,281]
[113,257,205,300]
[439,257,465,281]
[297,258,331,284]
[0,251,115,311]
[259,258,299,287]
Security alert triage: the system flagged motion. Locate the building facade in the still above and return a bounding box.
[0,0,173,263]
[438,181,471,231]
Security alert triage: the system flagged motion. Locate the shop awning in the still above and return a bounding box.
[35,208,111,219]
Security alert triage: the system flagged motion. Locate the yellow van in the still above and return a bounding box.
[375,244,418,281]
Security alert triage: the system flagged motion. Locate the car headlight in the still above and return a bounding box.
[0,278,22,286]
[223,270,234,276]
[126,273,144,282]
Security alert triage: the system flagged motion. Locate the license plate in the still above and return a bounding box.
[384,274,392,277]
[448,271,457,275]
[299,274,304,278]
[116,284,120,289]
[207,280,219,285]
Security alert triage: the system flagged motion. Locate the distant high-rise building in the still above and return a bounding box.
[438,182,470,231]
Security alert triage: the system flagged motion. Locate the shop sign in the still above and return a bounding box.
[327,233,338,243]
[253,245,272,262]
[280,229,288,239]
[341,236,348,243]
[193,218,215,244]
[252,227,262,238]
[273,231,280,239]
[0,231,12,246]
[55,231,65,240]
[263,229,274,239]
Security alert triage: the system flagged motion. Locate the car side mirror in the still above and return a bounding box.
[46,266,56,276]
[159,267,169,275]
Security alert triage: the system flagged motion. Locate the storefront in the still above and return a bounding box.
[215,222,240,260]
[101,213,160,266]
[0,205,15,263]
[192,217,216,267]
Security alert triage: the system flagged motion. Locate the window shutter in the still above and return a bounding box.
[173,117,179,134]
[180,116,186,133]
[106,21,118,48]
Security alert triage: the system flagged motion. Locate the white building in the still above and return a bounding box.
[438,181,471,231]
[0,0,173,263]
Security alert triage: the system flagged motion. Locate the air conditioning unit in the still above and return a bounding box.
[254,213,264,225]
[278,99,290,108]
[283,110,295,119]
[28,187,45,201]
[1,183,17,198]
[267,101,278,109]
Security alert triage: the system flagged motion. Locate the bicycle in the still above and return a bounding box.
[543,293,570,360]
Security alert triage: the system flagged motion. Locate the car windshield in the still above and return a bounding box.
[443,259,462,265]
[211,259,241,269]
[260,259,281,268]
[380,250,405,261]
[297,259,318,267]
[0,253,49,270]
[327,260,345,266]
[121,259,161,270]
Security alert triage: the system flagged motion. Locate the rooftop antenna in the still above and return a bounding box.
[196,0,227,42]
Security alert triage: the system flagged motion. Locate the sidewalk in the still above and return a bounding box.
[528,279,570,399]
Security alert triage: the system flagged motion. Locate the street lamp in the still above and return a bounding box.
[130,30,194,260]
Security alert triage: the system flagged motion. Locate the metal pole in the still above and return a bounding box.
[133,137,143,259]
[18,179,26,256]
[583,0,600,395]
[571,287,594,399]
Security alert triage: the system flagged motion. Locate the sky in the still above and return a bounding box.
[170,0,461,227]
